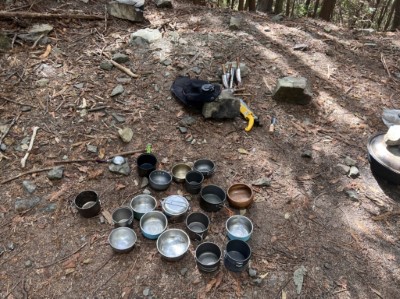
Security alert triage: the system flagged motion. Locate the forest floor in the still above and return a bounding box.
[1,0,400,298]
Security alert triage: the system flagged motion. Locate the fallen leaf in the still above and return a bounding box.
[238,148,249,155]
[40,44,52,59]
[88,168,104,179]
[101,210,113,225]
[98,148,106,159]
[78,166,89,173]
[282,290,287,299]
[0,205,8,213]
[115,183,126,190]
[65,268,75,275]
[63,260,76,269]
[260,272,268,279]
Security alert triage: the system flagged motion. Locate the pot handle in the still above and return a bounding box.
[196,231,204,241]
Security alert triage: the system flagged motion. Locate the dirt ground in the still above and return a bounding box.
[1,0,400,298]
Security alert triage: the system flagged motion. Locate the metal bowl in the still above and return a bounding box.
[161,195,189,222]
[156,229,190,261]
[226,215,253,242]
[149,170,172,191]
[130,194,157,220]
[140,211,168,240]
[194,159,215,178]
[108,227,137,253]
[227,183,254,209]
[111,206,134,228]
[171,163,192,183]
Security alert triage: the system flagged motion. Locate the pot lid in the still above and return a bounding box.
[368,133,400,173]
[163,195,189,215]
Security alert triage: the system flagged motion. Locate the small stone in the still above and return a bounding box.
[293,43,308,51]
[111,84,124,97]
[21,106,32,112]
[154,104,160,110]
[74,83,84,89]
[186,135,193,142]
[143,288,150,296]
[112,113,126,123]
[25,260,32,268]
[14,196,42,213]
[107,1,144,22]
[252,177,271,187]
[22,180,36,194]
[345,189,358,201]
[164,72,171,77]
[180,116,196,126]
[116,77,132,83]
[87,144,98,153]
[155,0,173,8]
[154,84,160,92]
[42,203,57,213]
[253,278,263,286]
[7,242,15,250]
[192,66,201,74]
[349,166,360,178]
[229,17,241,30]
[364,42,377,47]
[36,78,50,87]
[284,212,290,219]
[271,14,284,22]
[0,143,6,151]
[240,209,246,215]
[118,127,133,143]
[130,29,162,46]
[344,156,357,166]
[180,267,188,276]
[178,127,187,134]
[336,163,350,175]
[301,150,313,158]
[324,262,331,269]
[264,27,271,32]
[249,268,257,277]
[141,177,149,188]
[272,76,312,105]
[109,161,131,176]
[47,167,64,180]
[99,215,105,224]
[161,59,172,66]
[324,26,332,33]
[112,53,129,63]
[100,60,114,70]
[143,188,151,195]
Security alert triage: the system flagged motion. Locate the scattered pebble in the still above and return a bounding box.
[99,215,105,224]
[74,83,84,89]
[141,177,149,188]
[345,189,358,201]
[47,166,64,180]
[0,143,6,151]
[253,278,263,286]
[161,58,172,66]
[293,43,308,51]
[42,203,57,213]
[252,177,271,187]
[118,127,133,143]
[100,60,113,70]
[109,161,131,176]
[21,106,31,112]
[249,268,257,277]
[25,260,32,268]
[180,116,196,126]
[35,78,50,87]
[336,163,350,175]
[22,180,36,194]
[15,196,41,212]
[178,127,187,134]
[180,267,188,276]
[7,242,15,251]
[111,84,124,97]
[192,66,201,74]
[348,166,360,178]
[112,53,129,63]
[143,288,150,296]
[112,113,126,123]
[143,188,151,195]
[301,150,313,158]
[324,262,331,269]
[284,212,290,219]
[344,156,356,166]
[116,77,131,84]
[86,144,98,153]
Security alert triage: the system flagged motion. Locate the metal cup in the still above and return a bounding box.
[112,207,134,228]
[74,190,101,218]
[137,153,157,177]
[185,212,209,241]
[184,170,204,194]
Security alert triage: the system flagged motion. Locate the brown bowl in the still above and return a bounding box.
[227,183,254,209]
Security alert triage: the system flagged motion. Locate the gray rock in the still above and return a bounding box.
[130,29,162,46]
[15,196,41,212]
[264,27,271,32]
[18,24,53,44]
[143,188,151,195]
[74,83,84,89]
[7,242,15,250]
[118,127,133,143]
[112,113,126,123]
[25,260,33,268]
[42,203,57,213]
[143,288,150,296]
[154,0,173,8]
[180,116,196,126]
[22,180,36,194]
[252,177,271,187]
[301,150,313,158]
[249,268,257,277]
[0,32,11,51]
[108,1,144,22]
[99,215,105,224]
[36,78,50,87]
[161,58,172,66]
[336,163,350,175]
[324,26,332,33]
[358,28,375,34]
[109,161,131,176]
[229,17,241,30]
[345,189,358,201]
[253,278,263,286]
[202,90,240,119]
[29,24,53,35]
[293,265,306,294]
[178,127,187,134]
[180,267,188,276]
[271,14,284,22]
[111,84,124,97]
[116,77,132,83]
[349,166,360,178]
[272,76,312,105]
[21,105,32,112]
[87,144,98,153]
[0,143,6,151]
[100,60,114,70]
[394,72,400,79]
[293,43,308,51]
[112,53,129,63]
[344,156,357,166]
[141,177,149,188]
[192,66,202,74]
[47,167,64,180]
[384,125,400,145]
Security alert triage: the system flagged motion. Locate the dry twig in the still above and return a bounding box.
[36,242,87,269]
[21,126,39,168]
[0,112,22,147]
[0,10,103,20]
[381,53,391,78]
[1,167,53,184]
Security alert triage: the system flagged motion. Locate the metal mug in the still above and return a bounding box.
[185,212,209,241]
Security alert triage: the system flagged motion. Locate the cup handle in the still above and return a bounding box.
[196,232,204,241]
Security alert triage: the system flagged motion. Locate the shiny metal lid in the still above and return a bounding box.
[368,133,400,173]
[163,195,189,215]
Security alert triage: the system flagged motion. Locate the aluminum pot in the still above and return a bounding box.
[156,229,190,261]
[130,194,157,220]
[74,190,101,218]
[224,239,251,272]
[140,211,168,240]
[185,212,209,241]
[226,215,253,242]
[108,227,137,253]
[161,195,189,223]
[200,185,226,212]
